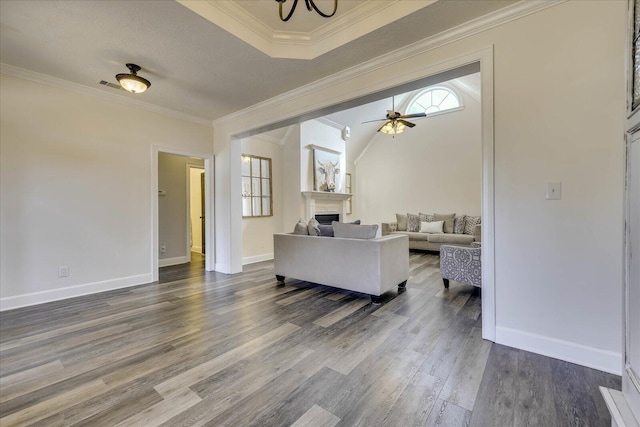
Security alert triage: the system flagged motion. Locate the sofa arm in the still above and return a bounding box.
[473,224,481,242]
[381,222,398,236]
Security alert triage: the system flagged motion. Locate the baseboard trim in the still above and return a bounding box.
[496,326,621,375]
[191,246,203,254]
[0,273,153,312]
[242,253,274,265]
[158,256,190,267]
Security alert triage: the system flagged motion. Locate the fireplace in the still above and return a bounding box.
[302,191,352,223]
[315,213,339,225]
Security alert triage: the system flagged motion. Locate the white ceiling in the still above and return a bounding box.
[0,0,516,123]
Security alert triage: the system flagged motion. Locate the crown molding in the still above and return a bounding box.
[177,0,436,60]
[314,117,344,131]
[0,63,212,127]
[246,133,284,146]
[214,0,563,130]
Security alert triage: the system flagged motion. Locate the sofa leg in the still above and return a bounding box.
[371,295,382,305]
[443,278,449,289]
[276,275,285,284]
[398,281,407,293]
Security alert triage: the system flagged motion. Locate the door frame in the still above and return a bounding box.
[152,146,214,281]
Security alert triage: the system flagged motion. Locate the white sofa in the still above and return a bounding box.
[273,233,409,304]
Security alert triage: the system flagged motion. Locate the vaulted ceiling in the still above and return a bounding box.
[0,1,517,123]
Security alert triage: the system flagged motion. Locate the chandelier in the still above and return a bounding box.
[275,0,338,22]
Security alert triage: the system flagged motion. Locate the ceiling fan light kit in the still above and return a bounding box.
[116,63,151,94]
[275,0,338,22]
[380,120,406,135]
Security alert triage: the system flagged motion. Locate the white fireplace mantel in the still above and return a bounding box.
[302,191,352,222]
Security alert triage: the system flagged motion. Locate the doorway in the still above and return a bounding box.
[152,147,214,282]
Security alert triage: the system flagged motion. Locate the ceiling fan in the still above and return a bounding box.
[363,97,426,136]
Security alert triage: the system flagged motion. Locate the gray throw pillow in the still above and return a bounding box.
[318,224,334,237]
[332,221,378,239]
[464,216,481,235]
[396,213,407,231]
[349,220,361,225]
[293,219,309,235]
[307,218,321,236]
[454,215,466,234]
[433,213,456,234]
[407,213,421,232]
[419,212,434,223]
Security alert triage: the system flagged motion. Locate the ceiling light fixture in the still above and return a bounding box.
[275,0,337,22]
[116,63,151,94]
[379,120,407,135]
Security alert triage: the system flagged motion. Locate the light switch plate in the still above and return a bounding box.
[546,182,562,200]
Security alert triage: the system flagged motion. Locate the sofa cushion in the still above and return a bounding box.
[407,213,421,232]
[464,216,481,235]
[392,231,429,241]
[307,218,321,236]
[454,215,466,234]
[427,233,475,245]
[419,212,433,222]
[420,220,444,234]
[318,224,334,237]
[294,219,309,235]
[434,213,456,234]
[332,221,378,239]
[396,213,408,231]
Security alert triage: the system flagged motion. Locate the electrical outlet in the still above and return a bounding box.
[58,266,69,277]
[160,245,166,254]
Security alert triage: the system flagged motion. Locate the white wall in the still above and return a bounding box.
[213,1,626,374]
[189,167,204,253]
[158,153,204,265]
[355,86,481,224]
[0,74,213,309]
[282,125,303,232]
[241,137,283,264]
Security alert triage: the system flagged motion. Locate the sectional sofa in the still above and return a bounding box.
[382,212,481,251]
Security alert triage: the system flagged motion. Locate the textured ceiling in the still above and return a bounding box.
[0,0,517,122]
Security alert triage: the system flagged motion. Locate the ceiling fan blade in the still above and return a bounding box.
[362,118,388,124]
[398,119,416,128]
[399,112,427,119]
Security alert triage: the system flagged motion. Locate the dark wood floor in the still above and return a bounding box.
[0,251,619,426]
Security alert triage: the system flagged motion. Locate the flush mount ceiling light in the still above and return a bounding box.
[275,0,337,22]
[116,63,151,94]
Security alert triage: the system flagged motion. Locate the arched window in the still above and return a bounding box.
[406,86,462,116]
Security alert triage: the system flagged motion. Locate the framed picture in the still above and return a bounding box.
[313,148,342,192]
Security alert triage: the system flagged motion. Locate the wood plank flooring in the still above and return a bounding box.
[0,251,620,426]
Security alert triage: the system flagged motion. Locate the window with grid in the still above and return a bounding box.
[406,86,463,116]
[242,154,272,217]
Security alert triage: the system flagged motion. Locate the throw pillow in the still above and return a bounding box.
[332,221,378,239]
[420,220,444,234]
[407,213,421,232]
[293,219,309,235]
[349,220,361,225]
[454,215,467,234]
[307,218,321,236]
[318,224,334,237]
[419,212,434,223]
[464,216,481,235]
[396,213,408,231]
[433,213,456,234]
